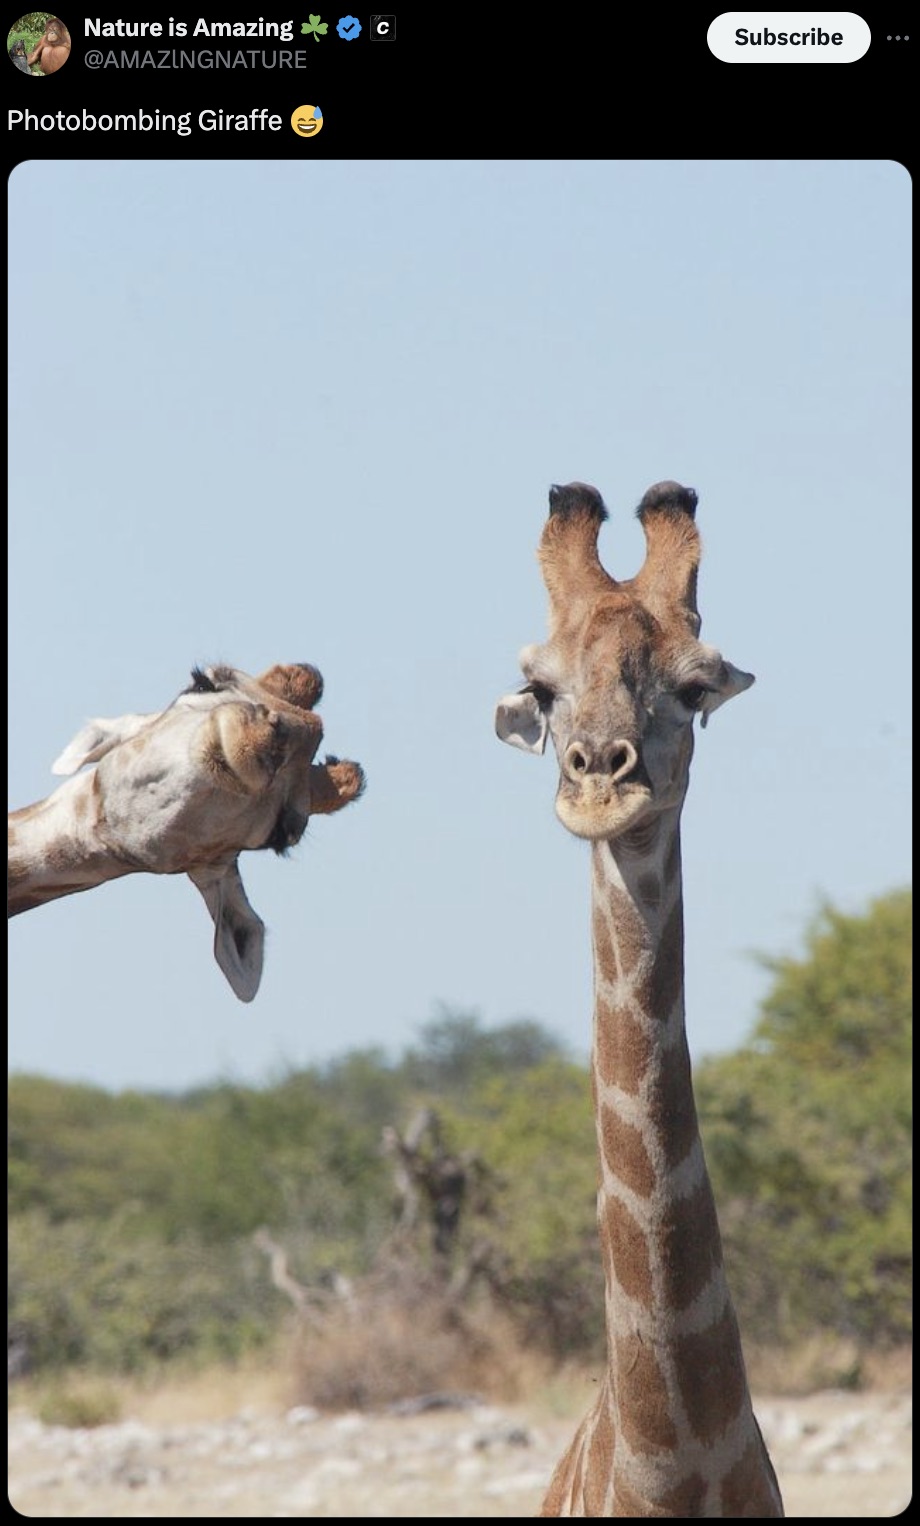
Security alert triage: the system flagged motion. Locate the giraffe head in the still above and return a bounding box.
[21,662,364,1001]
[495,482,753,842]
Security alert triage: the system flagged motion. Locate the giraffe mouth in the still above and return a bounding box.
[554,780,654,842]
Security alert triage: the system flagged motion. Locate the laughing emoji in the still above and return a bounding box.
[291,105,323,137]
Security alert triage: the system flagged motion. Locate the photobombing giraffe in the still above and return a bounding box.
[495,482,783,1517]
[8,662,365,1002]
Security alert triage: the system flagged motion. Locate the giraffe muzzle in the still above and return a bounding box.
[556,737,653,841]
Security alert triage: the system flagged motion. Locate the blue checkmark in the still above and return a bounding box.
[336,16,362,39]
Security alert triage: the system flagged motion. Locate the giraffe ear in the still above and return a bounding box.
[51,713,158,775]
[188,861,265,1002]
[700,660,755,728]
[494,692,549,755]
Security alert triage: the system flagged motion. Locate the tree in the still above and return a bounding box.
[697,888,912,1346]
[402,1007,565,1093]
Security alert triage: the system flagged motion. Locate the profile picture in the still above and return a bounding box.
[8,14,71,74]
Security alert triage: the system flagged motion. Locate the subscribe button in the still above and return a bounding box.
[708,12,870,61]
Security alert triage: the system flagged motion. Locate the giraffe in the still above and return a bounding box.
[8,662,364,1002]
[495,482,783,1517]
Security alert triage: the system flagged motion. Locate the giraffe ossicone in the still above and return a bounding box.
[8,662,365,1002]
[496,482,783,1517]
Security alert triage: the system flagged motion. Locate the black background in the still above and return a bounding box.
[5,11,914,165]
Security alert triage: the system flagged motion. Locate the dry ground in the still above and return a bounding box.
[8,1362,911,1518]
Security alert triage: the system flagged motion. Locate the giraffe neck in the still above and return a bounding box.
[592,812,730,1362]
[7,773,134,916]
[541,810,783,1516]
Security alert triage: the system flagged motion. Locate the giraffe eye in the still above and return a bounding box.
[186,667,218,694]
[527,681,556,712]
[677,683,708,712]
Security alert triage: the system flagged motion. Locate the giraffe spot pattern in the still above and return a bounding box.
[593,903,618,987]
[614,1333,679,1451]
[568,1439,586,1513]
[600,1104,655,1197]
[584,1399,616,1515]
[608,886,648,976]
[659,1176,723,1310]
[613,1477,670,1516]
[720,1432,783,1516]
[634,898,684,1025]
[614,1469,708,1516]
[538,1415,590,1516]
[646,1035,699,1168]
[595,999,652,1094]
[660,1470,708,1515]
[604,1196,653,1307]
[600,1211,617,1285]
[674,1304,747,1442]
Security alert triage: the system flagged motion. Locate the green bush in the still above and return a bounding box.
[7,905,912,1382]
[8,1209,275,1373]
[697,889,911,1346]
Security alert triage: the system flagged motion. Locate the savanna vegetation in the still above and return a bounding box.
[8,889,911,1405]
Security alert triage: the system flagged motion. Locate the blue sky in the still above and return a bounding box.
[8,159,911,1093]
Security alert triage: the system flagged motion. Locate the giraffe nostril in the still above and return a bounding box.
[610,741,639,782]
[563,741,591,780]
